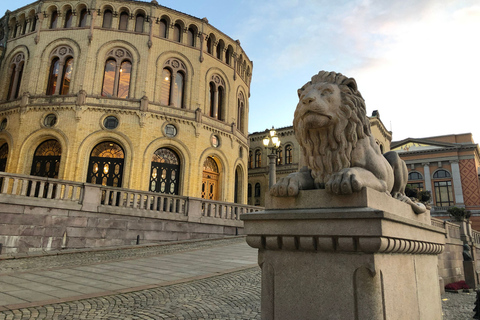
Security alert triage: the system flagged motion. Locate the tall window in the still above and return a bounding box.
[64,10,73,28]
[248,151,253,169]
[407,171,424,190]
[248,183,252,198]
[31,14,37,32]
[255,149,261,168]
[160,59,186,108]
[255,183,261,197]
[101,48,132,98]
[277,148,283,165]
[87,141,124,187]
[135,14,144,33]
[7,52,25,100]
[102,10,113,28]
[216,40,224,60]
[78,9,88,27]
[150,148,180,195]
[0,143,9,172]
[285,145,293,164]
[46,46,74,95]
[187,27,195,46]
[206,35,214,54]
[433,169,453,207]
[119,12,129,30]
[208,74,225,121]
[226,46,233,65]
[50,10,58,29]
[237,92,245,132]
[159,19,167,38]
[173,23,181,42]
[21,19,27,35]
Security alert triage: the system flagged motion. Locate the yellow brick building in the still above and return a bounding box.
[0,0,252,203]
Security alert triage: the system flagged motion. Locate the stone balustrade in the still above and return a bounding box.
[0,172,263,254]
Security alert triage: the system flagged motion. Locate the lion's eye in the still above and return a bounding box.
[321,89,333,96]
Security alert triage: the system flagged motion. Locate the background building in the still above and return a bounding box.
[0,0,252,203]
[391,133,480,228]
[248,111,392,206]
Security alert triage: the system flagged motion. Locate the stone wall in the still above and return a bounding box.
[0,173,260,254]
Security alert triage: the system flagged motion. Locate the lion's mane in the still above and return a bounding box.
[293,71,371,185]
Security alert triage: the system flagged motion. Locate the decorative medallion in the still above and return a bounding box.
[115,49,125,58]
[172,60,179,68]
[59,47,67,55]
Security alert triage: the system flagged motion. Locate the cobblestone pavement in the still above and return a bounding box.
[442,291,476,320]
[0,237,477,319]
[0,268,261,320]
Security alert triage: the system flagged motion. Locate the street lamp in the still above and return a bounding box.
[263,126,281,189]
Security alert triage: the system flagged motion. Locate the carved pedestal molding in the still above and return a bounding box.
[241,188,445,320]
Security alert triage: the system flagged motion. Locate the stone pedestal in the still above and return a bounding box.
[241,188,446,320]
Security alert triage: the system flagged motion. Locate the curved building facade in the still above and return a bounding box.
[0,0,252,203]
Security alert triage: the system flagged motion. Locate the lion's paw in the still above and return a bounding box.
[270,169,315,197]
[325,168,363,195]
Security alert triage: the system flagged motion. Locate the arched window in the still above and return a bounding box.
[101,48,132,98]
[226,46,233,65]
[433,169,451,179]
[87,141,124,187]
[31,14,38,32]
[50,10,58,29]
[248,183,252,198]
[255,149,261,168]
[206,35,214,54]
[216,40,224,60]
[173,23,181,42]
[102,10,113,28]
[150,148,180,195]
[248,150,253,169]
[64,10,73,28]
[201,156,219,200]
[30,139,61,178]
[276,148,283,165]
[0,143,9,172]
[21,19,27,35]
[237,92,245,132]
[46,46,74,95]
[408,172,423,180]
[285,145,293,164]
[135,14,144,33]
[234,166,243,203]
[160,58,186,108]
[78,9,88,27]
[208,74,225,121]
[119,12,129,30]
[187,27,195,46]
[159,18,167,38]
[7,52,25,100]
[255,183,261,197]
[433,169,453,207]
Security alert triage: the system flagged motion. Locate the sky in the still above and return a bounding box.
[2,0,480,143]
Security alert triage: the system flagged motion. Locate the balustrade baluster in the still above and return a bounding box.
[153,195,159,211]
[38,181,46,198]
[54,184,62,199]
[63,184,71,200]
[1,176,9,193]
[172,198,177,212]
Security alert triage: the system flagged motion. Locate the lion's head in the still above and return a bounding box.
[293,71,371,185]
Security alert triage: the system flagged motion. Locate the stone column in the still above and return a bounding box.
[242,188,445,320]
[267,153,276,189]
[450,160,464,205]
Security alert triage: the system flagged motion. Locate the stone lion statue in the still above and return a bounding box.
[270,71,426,214]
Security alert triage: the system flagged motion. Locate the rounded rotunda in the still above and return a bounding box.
[0,0,252,203]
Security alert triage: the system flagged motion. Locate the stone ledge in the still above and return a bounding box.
[246,235,444,254]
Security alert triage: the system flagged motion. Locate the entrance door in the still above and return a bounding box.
[150,148,180,195]
[87,142,124,187]
[201,156,219,200]
[30,139,61,178]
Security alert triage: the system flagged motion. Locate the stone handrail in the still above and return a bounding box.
[431,218,445,229]
[0,172,263,226]
[99,185,187,216]
[201,198,262,220]
[0,172,83,202]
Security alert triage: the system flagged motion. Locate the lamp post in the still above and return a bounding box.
[263,126,281,189]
